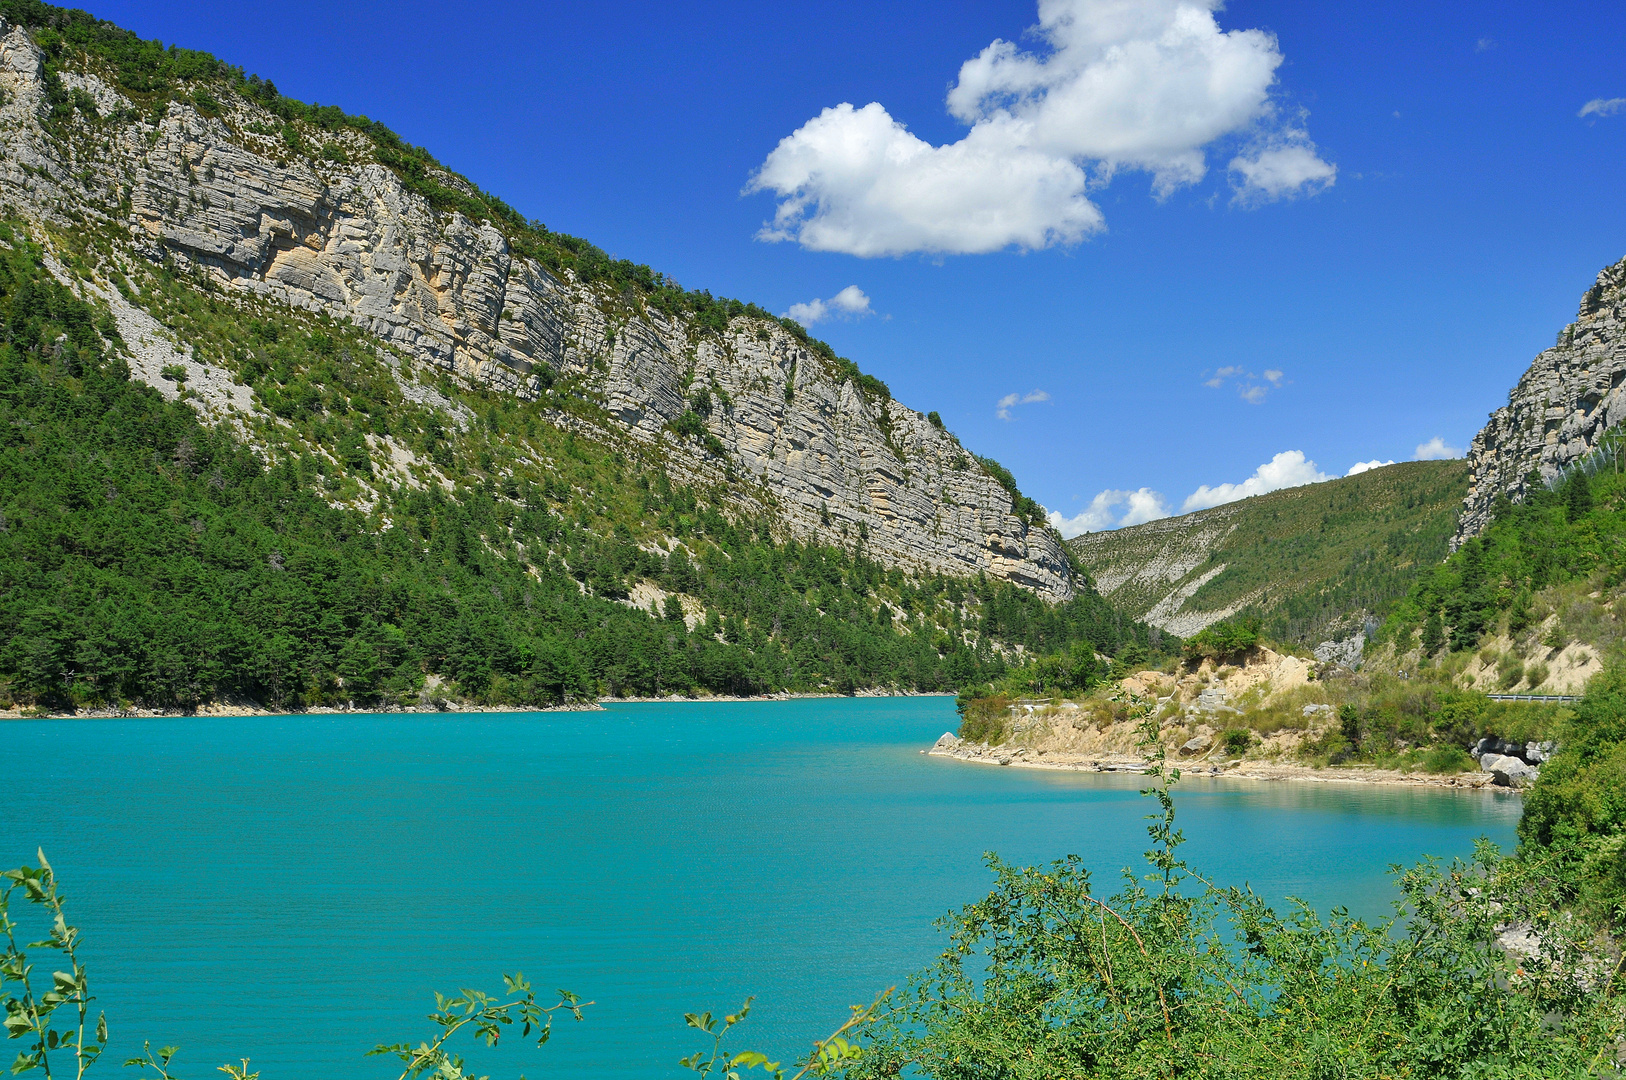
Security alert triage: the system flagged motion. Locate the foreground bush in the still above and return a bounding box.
[831,712,1623,1078]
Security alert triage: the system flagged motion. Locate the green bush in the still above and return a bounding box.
[1222,727,1252,756]
[956,691,1009,744]
[1421,744,1475,773]
[836,708,1620,1078]
[1182,617,1260,663]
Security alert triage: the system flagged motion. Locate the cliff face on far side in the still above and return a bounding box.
[0,16,1074,601]
[1455,255,1626,546]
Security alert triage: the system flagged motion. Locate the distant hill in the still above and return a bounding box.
[1068,460,1470,645]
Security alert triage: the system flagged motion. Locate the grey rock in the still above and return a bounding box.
[1480,753,1540,787]
[0,17,1075,602]
[1526,740,1556,763]
[1181,733,1213,754]
[1313,633,1365,670]
[1302,703,1333,718]
[1196,687,1228,711]
[1456,253,1626,547]
[930,732,961,753]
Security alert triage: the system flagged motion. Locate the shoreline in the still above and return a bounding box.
[926,739,1508,791]
[0,688,955,721]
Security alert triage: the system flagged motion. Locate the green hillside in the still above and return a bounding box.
[1376,452,1626,671]
[0,225,1155,711]
[1069,459,1470,645]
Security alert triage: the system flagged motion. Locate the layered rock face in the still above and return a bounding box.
[0,19,1073,601]
[1455,254,1626,546]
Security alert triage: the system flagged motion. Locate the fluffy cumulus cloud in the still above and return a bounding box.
[1048,487,1171,536]
[746,0,1334,257]
[1414,436,1464,460]
[1346,459,1395,476]
[1580,97,1626,119]
[1228,134,1336,202]
[1182,450,1329,511]
[784,285,874,326]
[997,389,1051,419]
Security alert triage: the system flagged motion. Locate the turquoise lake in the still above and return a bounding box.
[3,698,1522,1078]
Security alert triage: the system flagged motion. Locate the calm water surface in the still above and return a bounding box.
[3,698,1520,1078]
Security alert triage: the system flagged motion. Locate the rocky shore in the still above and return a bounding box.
[925,732,1505,790]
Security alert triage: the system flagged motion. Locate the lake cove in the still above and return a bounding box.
[4,698,1520,1079]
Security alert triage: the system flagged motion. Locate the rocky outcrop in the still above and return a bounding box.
[1313,633,1365,670]
[1470,737,1554,788]
[1455,254,1626,547]
[0,18,1074,601]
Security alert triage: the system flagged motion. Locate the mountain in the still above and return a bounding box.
[1456,253,1626,545]
[0,8,1071,599]
[0,6,1161,712]
[1068,459,1470,645]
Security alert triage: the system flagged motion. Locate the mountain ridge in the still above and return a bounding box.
[0,7,1074,601]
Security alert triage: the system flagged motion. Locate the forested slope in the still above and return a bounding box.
[0,224,1156,712]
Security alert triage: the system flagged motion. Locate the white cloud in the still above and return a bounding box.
[1475,36,1495,52]
[1414,436,1464,460]
[1203,364,1284,403]
[1228,132,1337,202]
[1048,487,1171,536]
[784,285,874,326]
[1580,97,1626,119]
[1182,449,1329,511]
[996,389,1050,420]
[1346,459,1395,476]
[746,0,1334,257]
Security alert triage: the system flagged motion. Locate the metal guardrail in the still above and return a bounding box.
[1484,694,1580,703]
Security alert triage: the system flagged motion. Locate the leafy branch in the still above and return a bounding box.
[367,975,589,1080]
[680,989,891,1080]
[1,851,108,1080]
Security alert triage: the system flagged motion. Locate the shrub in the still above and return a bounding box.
[1182,618,1260,663]
[1222,727,1252,756]
[1421,744,1475,773]
[956,692,1009,744]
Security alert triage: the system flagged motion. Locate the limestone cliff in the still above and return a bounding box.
[1455,254,1626,546]
[0,17,1074,601]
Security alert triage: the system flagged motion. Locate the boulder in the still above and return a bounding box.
[1181,733,1213,754]
[1480,753,1540,787]
[930,732,961,753]
[1473,737,1542,763]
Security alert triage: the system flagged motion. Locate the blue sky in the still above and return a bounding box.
[89,0,1626,531]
